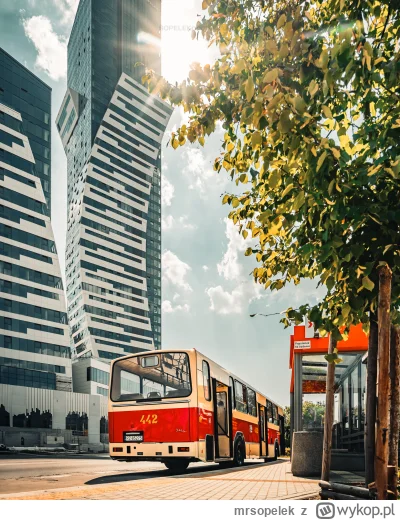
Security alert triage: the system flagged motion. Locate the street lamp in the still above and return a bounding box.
[250,309,300,318]
[249,312,283,318]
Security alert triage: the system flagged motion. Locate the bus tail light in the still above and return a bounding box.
[113,447,123,452]
[178,447,190,452]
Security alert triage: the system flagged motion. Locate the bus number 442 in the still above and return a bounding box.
[140,414,158,424]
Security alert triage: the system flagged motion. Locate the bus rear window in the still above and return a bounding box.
[111,352,191,402]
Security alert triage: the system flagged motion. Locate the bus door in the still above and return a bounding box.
[212,379,231,458]
[258,404,267,457]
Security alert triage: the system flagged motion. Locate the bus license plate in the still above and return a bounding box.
[124,431,144,443]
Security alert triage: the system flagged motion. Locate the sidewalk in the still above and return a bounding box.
[0,460,320,500]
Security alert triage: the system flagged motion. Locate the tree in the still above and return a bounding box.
[145,0,400,494]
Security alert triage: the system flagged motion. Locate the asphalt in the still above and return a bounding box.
[0,453,260,495]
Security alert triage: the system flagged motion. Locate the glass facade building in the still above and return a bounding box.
[58,0,172,361]
[0,97,72,391]
[0,49,52,211]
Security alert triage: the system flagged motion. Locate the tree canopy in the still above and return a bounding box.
[144,0,400,338]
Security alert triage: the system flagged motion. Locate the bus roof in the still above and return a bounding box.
[110,348,283,410]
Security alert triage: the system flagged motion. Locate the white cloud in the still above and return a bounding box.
[172,293,180,302]
[178,215,196,230]
[162,300,190,313]
[182,147,224,196]
[206,282,263,315]
[162,215,175,230]
[162,250,192,292]
[22,16,67,81]
[162,214,197,231]
[217,218,248,281]
[162,175,175,207]
[53,0,79,26]
[202,265,209,271]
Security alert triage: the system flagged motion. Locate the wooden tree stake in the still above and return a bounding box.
[375,264,392,500]
[388,324,400,499]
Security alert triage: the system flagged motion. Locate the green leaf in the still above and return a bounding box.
[342,303,351,318]
[269,170,281,189]
[362,276,375,291]
[322,105,333,119]
[263,69,279,83]
[326,276,335,291]
[294,96,307,114]
[325,353,338,364]
[308,80,319,98]
[316,49,329,69]
[317,151,327,172]
[245,76,255,101]
[293,191,305,211]
[277,14,286,29]
[279,110,293,133]
[282,183,294,198]
[220,23,229,38]
[251,131,262,146]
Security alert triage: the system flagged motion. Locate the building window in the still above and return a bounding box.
[97,386,108,397]
[202,360,211,401]
[87,366,109,386]
[4,317,11,330]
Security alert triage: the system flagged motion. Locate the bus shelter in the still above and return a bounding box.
[289,323,368,436]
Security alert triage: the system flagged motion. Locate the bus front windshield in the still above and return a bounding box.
[111,352,191,402]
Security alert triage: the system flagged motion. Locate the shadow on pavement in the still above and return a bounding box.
[85,458,286,486]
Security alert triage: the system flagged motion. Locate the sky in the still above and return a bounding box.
[0,0,324,406]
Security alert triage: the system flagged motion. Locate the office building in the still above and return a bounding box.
[0,97,71,391]
[57,0,172,361]
[0,49,52,210]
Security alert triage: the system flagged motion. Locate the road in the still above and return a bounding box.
[0,453,230,495]
[0,458,321,501]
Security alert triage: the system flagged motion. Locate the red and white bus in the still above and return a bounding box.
[108,349,284,472]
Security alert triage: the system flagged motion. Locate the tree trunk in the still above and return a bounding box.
[321,335,337,482]
[388,324,400,498]
[375,264,392,500]
[365,314,378,487]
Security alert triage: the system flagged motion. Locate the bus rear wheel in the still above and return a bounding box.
[233,441,245,467]
[164,460,189,473]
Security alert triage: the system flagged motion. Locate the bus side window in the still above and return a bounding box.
[247,388,257,417]
[202,360,211,401]
[267,400,274,423]
[273,404,279,425]
[235,380,247,413]
[229,376,235,409]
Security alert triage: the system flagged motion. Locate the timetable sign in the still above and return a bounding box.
[294,340,311,350]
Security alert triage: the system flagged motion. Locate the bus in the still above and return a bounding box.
[108,349,284,472]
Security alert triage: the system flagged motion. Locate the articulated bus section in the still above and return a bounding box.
[108,349,284,471]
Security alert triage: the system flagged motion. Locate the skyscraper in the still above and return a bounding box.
[0,49,52,211]
[58,0,172,360]
[0,50,71,391]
